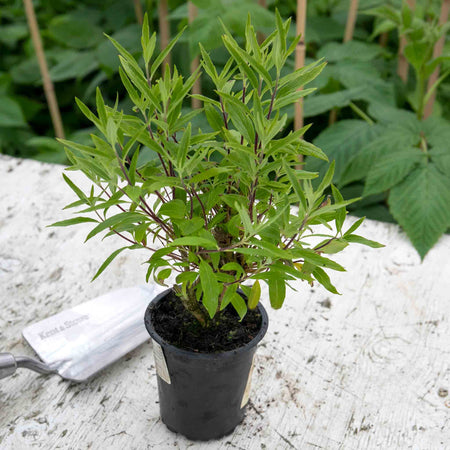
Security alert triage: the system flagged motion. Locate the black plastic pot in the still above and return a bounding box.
[144,288,269,441]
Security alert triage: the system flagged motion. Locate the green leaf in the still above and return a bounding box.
[150,27,186,78]
[156,268,171,285]
[344,234,384,248]
[179,218,204,235]
[62,174,87,201]
[50,217,98,227]
[317,41,383,63]
[340,126,420,187]
[388,164,450,259]
[363,148,424,196]
[85,212,147,241]
[249,238,292,260]
[231,292,247,320]
[0,96,26,127]
[308,120,379,185]
[48,16,102,49]
[315,238,348,254]
[176,271,198,286]
[283,160,307,210]
[199,260,220,318]
[141,14,156,66]
[331,184,346,232]
[291,248,346,271]
[304,87,366,117]
[169,237,218,249]
[267,276,286,309]
[315,160,335,198]
[312,267,340,294]
[158,199,186,219]
[49,51,98,82]
[404,42,430,72]
[92,246,129,281]
[248,280,261,309]
[344,217,365,236]
[222,34,258,89]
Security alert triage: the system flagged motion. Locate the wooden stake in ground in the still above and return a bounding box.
[424,0,450,118]
[379,32,389,48]
[344,0,359,43]
[188,2,201,109]
[158,0,171,73]
[23,0,65,139]
[132,0,143,25]
[397,0,416,83]
[294,0,307,133]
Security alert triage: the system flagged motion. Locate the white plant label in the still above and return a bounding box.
[152,340,171,384]
[241,353,256,408]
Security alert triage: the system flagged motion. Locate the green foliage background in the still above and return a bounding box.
[1,0,449,258]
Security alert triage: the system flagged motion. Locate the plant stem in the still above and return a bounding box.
[173,284,209,326]
[349,102,374,125]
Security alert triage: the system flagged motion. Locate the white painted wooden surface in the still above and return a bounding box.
[0,155,449,450]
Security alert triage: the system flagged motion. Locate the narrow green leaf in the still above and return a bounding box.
[63,174,87,201]
[314,238,348,254]
[50,217,98,227]
[231,292,247,320]
[169,237,218,249]
[92,246,129,281]
[85,212,147,241]
[199,260,220,318]
[344,217,365,236]
[291,248,346,271]
[331,184,346,232]
[222,34,258,89]
[150,27,186,78]
[312,267,340,294]
[344,234,385,248]
[282,159,307,210]
[268,277,286,309]
[248,280,261,309]
[141,15,156,66]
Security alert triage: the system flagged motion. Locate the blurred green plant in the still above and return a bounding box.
[307,1,450,259]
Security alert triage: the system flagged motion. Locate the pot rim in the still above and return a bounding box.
[144,287,269,360]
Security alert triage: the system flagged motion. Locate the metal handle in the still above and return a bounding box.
[0,353,56,379]
[0,353,17,379]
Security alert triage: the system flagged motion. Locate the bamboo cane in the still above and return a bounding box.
[23,0,65,139]
[424,0,450,119]
[344,0,359,43]
[294,0,307,133]
[397,0,416,83]
[158,0,171,73]
[133,0,144,25]
[379,32,389,48]
[188,2,201,109]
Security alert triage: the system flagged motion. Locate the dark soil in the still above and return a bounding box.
[150,290,262,353]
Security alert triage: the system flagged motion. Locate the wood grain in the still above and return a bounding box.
[0,155,449,449]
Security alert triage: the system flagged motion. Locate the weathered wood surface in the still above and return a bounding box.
[0,155,449,450]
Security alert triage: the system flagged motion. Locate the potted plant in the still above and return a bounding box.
[52,12,382,441]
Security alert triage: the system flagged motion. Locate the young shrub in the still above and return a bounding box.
[52,12,382,326]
